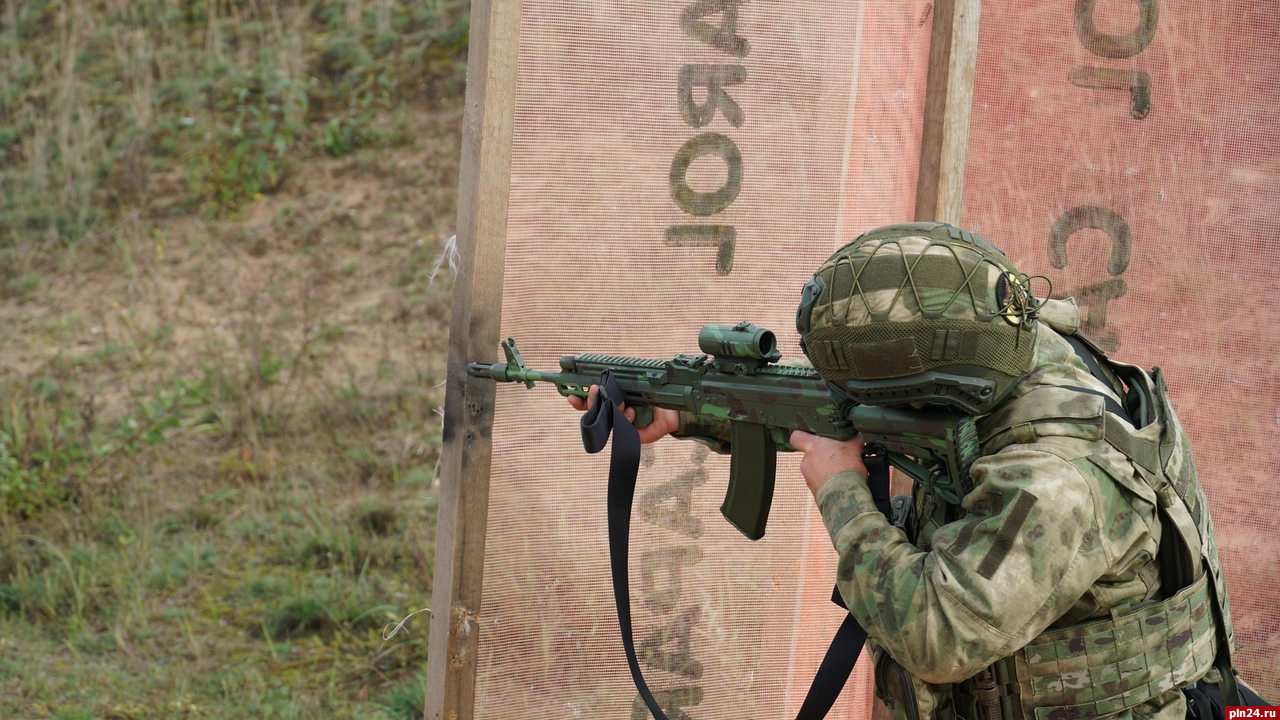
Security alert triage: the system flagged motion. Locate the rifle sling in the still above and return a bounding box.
[582,372,665,719]
[795,453,892,719]
[581,373,889,720]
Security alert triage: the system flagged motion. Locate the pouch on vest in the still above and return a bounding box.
[951,328,1238,720]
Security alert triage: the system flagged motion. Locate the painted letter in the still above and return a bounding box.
[1049,205,1132,276]
[639,463,709,538]
[1067,66,1151,119]
[1074,0,1158,58]
[631,687,705,720]
[669,133,743,218]
[680,0,749,57]
[639,546,705,614]
[666,225,736,275]
[638,606,705,679]
[679,64,747,128]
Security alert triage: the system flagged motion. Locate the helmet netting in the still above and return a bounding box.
[799,225,1041,408]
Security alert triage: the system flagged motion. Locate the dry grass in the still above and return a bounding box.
[0,0,468,716]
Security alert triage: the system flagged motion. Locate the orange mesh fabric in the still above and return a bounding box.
[964,0,1280,699]
[475,1,932,717]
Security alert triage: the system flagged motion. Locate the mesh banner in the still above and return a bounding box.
[465,0,1279,716]
[474,1,932,717]
[964,0,1280,700]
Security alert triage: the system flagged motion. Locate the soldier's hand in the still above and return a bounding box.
[568,385,680,444]
[789,430,868,497]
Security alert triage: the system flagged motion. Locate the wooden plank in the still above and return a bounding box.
[875,1,982,718]
[914,0,982,225]
[423,0,522,718]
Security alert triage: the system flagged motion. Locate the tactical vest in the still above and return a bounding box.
[882,331,1235,720]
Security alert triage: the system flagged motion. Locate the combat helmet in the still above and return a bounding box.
[795,222,1044,415]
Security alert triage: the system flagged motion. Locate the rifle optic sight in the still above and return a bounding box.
[697,322,782,363]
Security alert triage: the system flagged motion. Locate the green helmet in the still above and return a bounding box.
[795,222,1043,415]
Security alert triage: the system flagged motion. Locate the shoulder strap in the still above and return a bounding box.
[1061,334,1130,421]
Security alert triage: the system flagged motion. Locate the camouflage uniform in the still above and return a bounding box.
[812,298,1226,720]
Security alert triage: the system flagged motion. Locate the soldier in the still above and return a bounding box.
[572,223,1263,719]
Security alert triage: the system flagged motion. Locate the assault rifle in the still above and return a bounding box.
[467,322,980,540]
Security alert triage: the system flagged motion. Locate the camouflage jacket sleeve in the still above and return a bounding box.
[815,438,1154,685]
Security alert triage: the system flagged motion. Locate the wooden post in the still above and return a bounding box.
[423,1,522,718]
[875,1,980,717]
[915,0,982,225]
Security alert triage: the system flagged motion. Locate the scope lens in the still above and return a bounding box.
[757,330,776,357]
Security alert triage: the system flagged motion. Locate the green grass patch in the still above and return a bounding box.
[379,674,427,720]
[0,0,470,251]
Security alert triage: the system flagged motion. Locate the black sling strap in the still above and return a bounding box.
[581,372,666,718]
[794,452,893,719]
[794,590,868,718]
[582,373,891,720]
[1062,334,1131,420]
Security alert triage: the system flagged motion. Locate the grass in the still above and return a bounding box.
[379,675,428,720]
[0,397,441,716]
[0,0,466,716]
[0,305,446,703]
[0,0,469,259]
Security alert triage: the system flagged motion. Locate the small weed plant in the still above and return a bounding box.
[0,399,92,518]
[188,70,307,218]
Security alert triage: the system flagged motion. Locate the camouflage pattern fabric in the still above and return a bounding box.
[814,299,1220,720]
[797,223,1041,414]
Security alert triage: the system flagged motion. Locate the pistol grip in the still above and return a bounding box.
[720,421,777,541]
